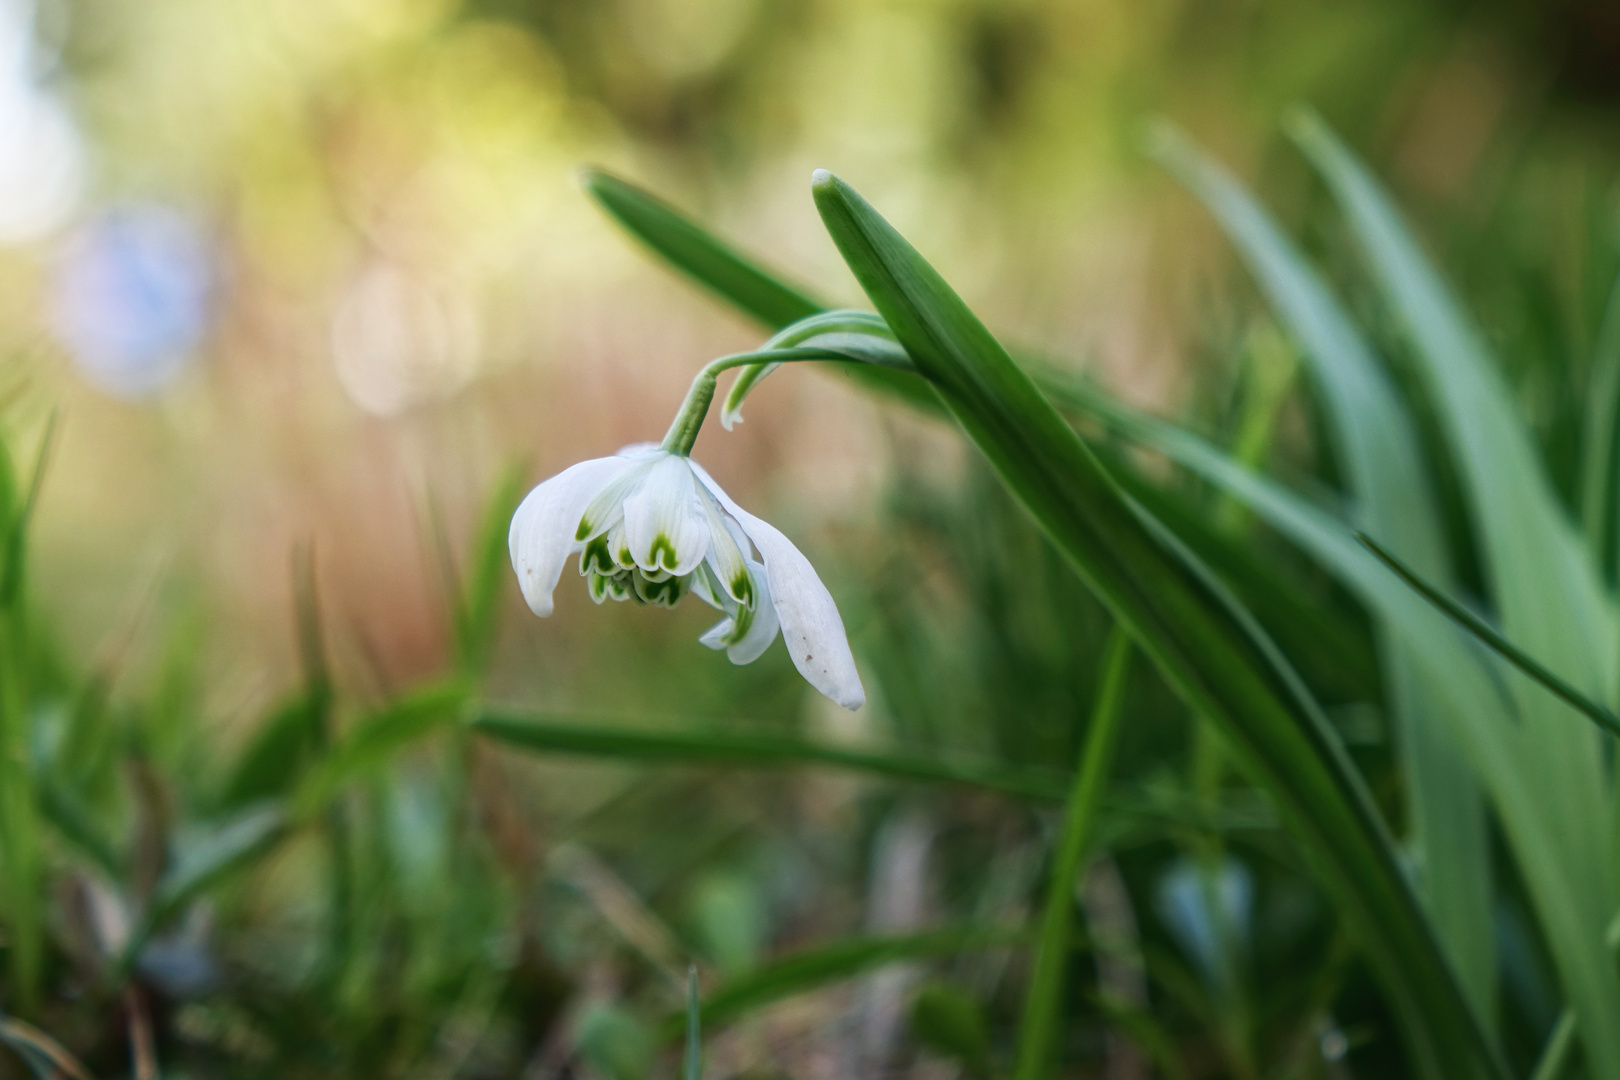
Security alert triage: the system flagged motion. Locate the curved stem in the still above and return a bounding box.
[659,334,914,455]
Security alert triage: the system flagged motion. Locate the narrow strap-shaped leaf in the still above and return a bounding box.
[1153,125,1495,1022]
[670,925,1028,1036]
[120,802,290,976]
[1582,266,1620,580]
[1288,112,1614,693]
[1358,533,1620,739]
[582,168,941,415]
[292,680,472,817]
[1013,628,1131,1080]
[810,168,1503,1080]
[581,168,822,327]
[1532,911,1620,1080]
[1291,112,1620,1078]
[471,712,1068,801]
[1050,368,1618,1080]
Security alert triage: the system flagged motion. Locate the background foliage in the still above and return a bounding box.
[2,0,1620,1077]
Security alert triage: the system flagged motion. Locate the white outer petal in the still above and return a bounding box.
[727,561,781,664]
[508,456,634,617]
[690,461,865,710]
[623,454,709,576]
[698,559,779,664]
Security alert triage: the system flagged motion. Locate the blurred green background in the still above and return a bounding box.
[3,0,1620,1076]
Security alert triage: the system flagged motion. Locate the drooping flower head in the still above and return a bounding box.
[509,444,864,710]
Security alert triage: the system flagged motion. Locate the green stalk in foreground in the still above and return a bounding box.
[809,169,1502,1080]
[1013,628,1132,1080]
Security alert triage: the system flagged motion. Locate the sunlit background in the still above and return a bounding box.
[5,0,1620,1075]
[7,0,1611,704]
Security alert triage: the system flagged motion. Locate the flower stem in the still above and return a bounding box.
[658,313,912,455]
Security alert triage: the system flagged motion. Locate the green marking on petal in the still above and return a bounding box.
[726,600,755,644]
[730,571,755,609]
[649,534,679,571]
[632,568,690,608]
[575,515,595,542]
[580,535,615,575]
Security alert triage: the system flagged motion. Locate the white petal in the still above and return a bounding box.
[689,461,865,710]
[698,559,780,662]
[725,562,780,664]
[623,455,709,577]
[509,456,634,617]
[697,486,755,608]
[576,460,654,543]
[690,564,729,612]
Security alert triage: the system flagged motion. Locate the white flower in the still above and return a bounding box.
[508,445,865,710]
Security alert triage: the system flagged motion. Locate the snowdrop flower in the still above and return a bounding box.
[509,444,865,710]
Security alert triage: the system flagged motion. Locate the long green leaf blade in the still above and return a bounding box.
[1013,629,1131,1080]
[1054,372,1617,1080]
[675,926,1027,1036]
[582,168,940,414]
[471,712,1067,801]
[810,168,1501,1080]
[1152,125,1495,1021]
[1291,111,1620,1078]
[1358,532,1620,738]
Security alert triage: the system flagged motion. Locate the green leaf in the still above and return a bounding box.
[581,167,822,328]
[1289,110,1620,1079]
[582,167,940,415]
[809,168,1501,1080]
[1580,266,1620,577]
[668,926,1027,1037]
[123,802,290,973]
[292,680,471,818]
[453,464,525,677]
[1014,628,1131,1080]
[217,693,325,811]
[38,777,120,877]
[1057,373,1619,1080]
[1358,532,1620,738]
[1152,124,1495,1023]
[471,712,1068,801]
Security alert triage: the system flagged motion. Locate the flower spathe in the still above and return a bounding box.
[509,445,865,710]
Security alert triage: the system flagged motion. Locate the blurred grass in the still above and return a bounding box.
[0,1,1619,1078]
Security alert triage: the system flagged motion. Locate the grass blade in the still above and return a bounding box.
[455,464,526,677]
[810,168,1502,1080]
[1358,532,1620,738]
[1055,370,1620,1080]
[121,802,290,975]
[581,168,940,415]
[1530,912,1620,1080]
[292,680,472,817]
[580,167,821,328]
[1290,111,1620,1078]
[1013,628,1131,1080]
[1580,267,1620,576]
[472,712,1067,801]
[1152,124,1495,1021]
[671,925,1028,1036]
